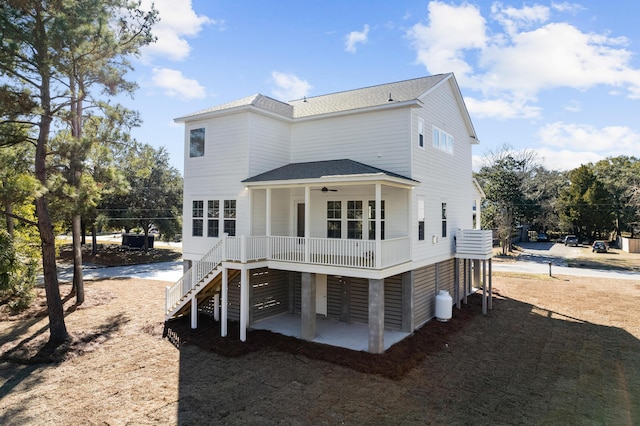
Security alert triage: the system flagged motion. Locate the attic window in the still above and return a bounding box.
[189,128,205,158]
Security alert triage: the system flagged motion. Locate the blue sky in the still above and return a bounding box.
[123,0,640,173]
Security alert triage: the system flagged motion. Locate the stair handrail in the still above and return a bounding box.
[165,236,227,314]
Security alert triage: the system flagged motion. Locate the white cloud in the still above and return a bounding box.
[551,2,586,14]
[532,122,640,169]
[491,2,550,35]
[151,68,206,100]
[345,24,370,53]
[465,96,541,119]
[271,71,313,101]
[140,0,217,61]
[407,2,487,82]
[539,122,640,152]
[533,147,603,171]
[406,2,640,119]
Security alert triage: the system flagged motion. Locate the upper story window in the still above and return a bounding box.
[327,201,342,238]
[223,200,236,236]
[189,128,205,158]
[433,126,453,154]
[192,200,204,237]
[207,200,219,237]
[367,200,385,240]
[347,201,363,239]
[418,119,424,148]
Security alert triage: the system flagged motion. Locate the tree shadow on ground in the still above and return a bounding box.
[169,293,640,425]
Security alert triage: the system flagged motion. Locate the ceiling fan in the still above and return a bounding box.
[314,186,337,192]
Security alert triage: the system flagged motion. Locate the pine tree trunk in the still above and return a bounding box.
[72,214,85,305]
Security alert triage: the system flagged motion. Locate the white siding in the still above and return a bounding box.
[247,113,291,177]
[410,79,474,264]
[291,108,412,177]
[182,112,251,260]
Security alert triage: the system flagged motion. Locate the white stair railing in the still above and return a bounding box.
[165,237,226,315]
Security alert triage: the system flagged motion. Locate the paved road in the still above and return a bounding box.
[56,261,184,283]
[491,242,640,280]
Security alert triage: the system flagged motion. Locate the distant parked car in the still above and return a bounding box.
[537,232,548,242]
[592,241,608,253]
[564,235,579,246]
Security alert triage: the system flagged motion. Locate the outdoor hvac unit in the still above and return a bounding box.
[435,290,453,322]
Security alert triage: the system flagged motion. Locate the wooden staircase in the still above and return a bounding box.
[165,238,229,321]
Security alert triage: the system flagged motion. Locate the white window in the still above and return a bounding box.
[223,200,236,236]
[189,128,205,158]
[418,118,424,148]
[418,199,425,241]
[347,201,363,239]
[192,200,204,236]
[367,200,385,240]
[327,201,342,238]
[441,202,447,238]
[207,200,219,237]
[432,126,454,154]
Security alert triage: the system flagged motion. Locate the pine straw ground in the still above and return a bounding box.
[0,251,639,424]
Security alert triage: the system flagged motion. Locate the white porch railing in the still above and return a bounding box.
[381,237,411,268]
[165,237,226,314]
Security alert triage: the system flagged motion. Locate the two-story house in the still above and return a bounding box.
[167,73,493,354]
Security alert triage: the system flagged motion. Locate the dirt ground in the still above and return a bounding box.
[1,270,639,424]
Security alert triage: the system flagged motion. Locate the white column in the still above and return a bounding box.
[240,267,249,342]
[190,295,197,329]
[304,186,310,263]
[221,267,228,337]
[375,183,382,269]
[266,188,272,236]
[213,293,220,321]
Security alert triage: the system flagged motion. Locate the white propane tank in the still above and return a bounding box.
[435,290,453,322]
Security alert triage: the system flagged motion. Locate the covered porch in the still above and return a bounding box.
[243,159,417,270]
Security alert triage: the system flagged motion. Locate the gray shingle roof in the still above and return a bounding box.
[176,74,452,121]
[176,94,293,121]
[289,74,450,118]
[242,159,418,184]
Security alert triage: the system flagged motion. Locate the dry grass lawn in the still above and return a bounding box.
[1,268,639,424]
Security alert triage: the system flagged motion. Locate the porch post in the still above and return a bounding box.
[221,267,228,337]
[240,267,249,341]
[368,278,385,354]
[473,259,480,289]
[482,259,487,315]
[190,294,198,329]
[463,259,468,304]
[488,258,493,310]
[301,272,316,341]
[454,258,460,309]
[213,293,220,321]
[304,186,310,263]
[375,183,382,269]
[266,188,272,237]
